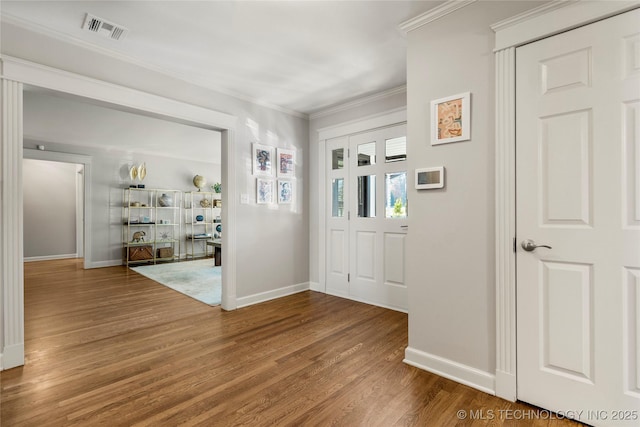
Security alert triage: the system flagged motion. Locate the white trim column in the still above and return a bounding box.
[494,47,517,401]
[221,128,237,311]
[1,78,25,369]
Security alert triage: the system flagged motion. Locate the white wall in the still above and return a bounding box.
[2,18,310,299]
[404,1,542,385]
[23,159,78,259]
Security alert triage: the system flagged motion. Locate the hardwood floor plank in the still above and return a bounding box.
[0,259,580,426]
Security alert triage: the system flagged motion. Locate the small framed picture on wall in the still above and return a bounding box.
[430,92,471,145]
[277,180,294,204]
[256,178,273,204]
[252,143,273,176]
[277,148,295,178]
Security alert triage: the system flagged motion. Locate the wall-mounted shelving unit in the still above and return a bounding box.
[122,188,181,266]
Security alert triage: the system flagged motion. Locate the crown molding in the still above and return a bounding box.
[398,0,477,34]
[490,0,578,33]
[491,0,640,51]
[0,12,308,119]
[309,85,406,120]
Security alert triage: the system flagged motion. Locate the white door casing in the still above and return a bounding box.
[493,0,640,401]
[516,9,640,425]
[0,56,238,370]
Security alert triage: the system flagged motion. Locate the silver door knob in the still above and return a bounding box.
[521,239,552,252]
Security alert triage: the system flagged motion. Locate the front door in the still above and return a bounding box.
[516,9,640,425]
[325,124,408,311]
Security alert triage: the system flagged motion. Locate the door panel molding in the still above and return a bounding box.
[493,0,640,401]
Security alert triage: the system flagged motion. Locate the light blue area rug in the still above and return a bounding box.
[131,259,221,306]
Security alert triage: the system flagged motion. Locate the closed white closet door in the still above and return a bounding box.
[516,9,640,425]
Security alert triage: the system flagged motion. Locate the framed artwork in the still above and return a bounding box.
[430,92,470,145]
[252,143,273,176]
[277,148,295,178]
[256,178,273,204]
[278,180,294,204]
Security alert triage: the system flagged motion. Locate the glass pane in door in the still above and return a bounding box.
[332,148,344,170]
[357,142,376,166]
[331,178,344,217]
[385,136,407,163]
[357,175,376,218]
[386,172,407,218]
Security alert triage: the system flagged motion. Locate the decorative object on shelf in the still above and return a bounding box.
[200,198,212,208]
[256,178,273,204]
[196,214,204,222]
[252,143,273,176]
[212,182,221,193]
[158,193,173,207]
[430,91,471,145]
[137,162,147,181]
[277,148,295,178]
[129,165,138,180]
[214,199,222,208]
[157,247,174,258]
[132,231,146,242]
[130,201,141,207]
[159,231,171,240]
[215,223,222,234]
[193,174,207,191]
[278,180,293,204]
[128,245,153,261]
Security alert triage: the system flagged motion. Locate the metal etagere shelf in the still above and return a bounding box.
[184,191,221,259]
[122,188,182,266]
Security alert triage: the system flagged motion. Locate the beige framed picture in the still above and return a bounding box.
[431,92,470,145]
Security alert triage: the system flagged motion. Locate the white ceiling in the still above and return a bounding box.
[1,0,443,115]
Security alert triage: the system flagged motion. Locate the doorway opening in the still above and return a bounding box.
[23,158,84,263]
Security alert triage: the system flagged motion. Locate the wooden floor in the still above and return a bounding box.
[1,259,579,426]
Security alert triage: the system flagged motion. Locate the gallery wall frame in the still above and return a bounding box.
[252,143,273,176]
[430,91,471,145]
[256,178,274,204]
[278,179,294,204]
[277,148,295,178]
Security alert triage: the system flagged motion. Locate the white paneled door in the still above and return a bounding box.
[516,9,640,426]
[326,124,408,311]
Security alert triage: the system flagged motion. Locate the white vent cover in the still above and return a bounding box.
[82,13,128,40]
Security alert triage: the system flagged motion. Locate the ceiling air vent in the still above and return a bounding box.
[82,13,128,41]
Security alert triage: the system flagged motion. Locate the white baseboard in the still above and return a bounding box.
[0,343,24,370]
[325,289,408,313]
[404,346,496,395]
[24,253,77,262]
[236,282,310,308]
[88,259,123,269]
[309,281,323,292]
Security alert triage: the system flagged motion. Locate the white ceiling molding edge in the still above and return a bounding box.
[491,0,640,51]
[398,0,477,34]
[0,12,308,119]
[490,0,578,33]
[309,85,406,120]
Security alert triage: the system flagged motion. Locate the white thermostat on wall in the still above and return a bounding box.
[415,167,444,190]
